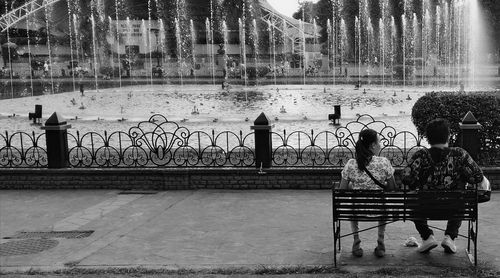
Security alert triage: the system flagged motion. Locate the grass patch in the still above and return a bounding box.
[1,263,498,277]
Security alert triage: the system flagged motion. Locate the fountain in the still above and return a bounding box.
[340,19,346,78]
[115,0,122,88]
[355,16,360,86]
[148,0,153,85]
[412,13,418,87]
[267,19,276,85]
[0,0,495,99]
[253,19,259,84]
[239,18,247,86]
[90,14,99,93]
[327,18,332,85]
[391,16,396,86]
[44,4,55,95]
[175,18,183,86]
[205,18,214,85]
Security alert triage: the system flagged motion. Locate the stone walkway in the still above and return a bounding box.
[0,190,498,275]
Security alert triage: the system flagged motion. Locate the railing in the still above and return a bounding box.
[271,115,425,167]
[5,113,498,168]
[0,131,47,167]
[67,114,256,167]
[0,114,431,168]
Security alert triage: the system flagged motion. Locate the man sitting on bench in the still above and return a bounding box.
[402,118,484,254]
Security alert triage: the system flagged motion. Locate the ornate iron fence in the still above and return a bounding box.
[0,114,433,168]
[0,131,47,167]
[271,114,425,167]
[67,114,256,167]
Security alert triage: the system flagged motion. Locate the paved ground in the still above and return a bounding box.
[0,190,498,276]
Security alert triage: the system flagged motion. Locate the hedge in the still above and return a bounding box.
[411,92,500,146]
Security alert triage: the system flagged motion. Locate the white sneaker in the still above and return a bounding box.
[418,235,438,253]
[441,235,457,254]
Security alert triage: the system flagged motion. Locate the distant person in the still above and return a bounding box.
[79,82,84,96]
[339,129,396,258]
[43,61,49,77]
[402,119,484,254]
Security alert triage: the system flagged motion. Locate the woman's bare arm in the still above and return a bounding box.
[385,176,396,191]
[339,177,350,190]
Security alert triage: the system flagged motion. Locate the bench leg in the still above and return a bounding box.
[474,219,478,267]
[466,219,478,267]
[467,220,471,253]
[333,220,342,267]
[338,221,342,251]
[333,219,337,267]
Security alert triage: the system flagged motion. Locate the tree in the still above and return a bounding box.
[292,1,317,23]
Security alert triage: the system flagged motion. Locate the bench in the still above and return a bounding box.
[332,188,479,267]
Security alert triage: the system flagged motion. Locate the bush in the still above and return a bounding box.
[412,92,500,141]
[246,66,270,79]
[99,66,114,77]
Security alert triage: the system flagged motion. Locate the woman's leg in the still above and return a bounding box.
[350,221,363,257]
[377,221,386,242]
[375,221,386,257]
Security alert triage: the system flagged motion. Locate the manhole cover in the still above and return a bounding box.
[0,239,58,256]
[4,231,94,239]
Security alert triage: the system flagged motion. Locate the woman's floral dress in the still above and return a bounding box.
[341,156,395,217]
[342,156,395,190]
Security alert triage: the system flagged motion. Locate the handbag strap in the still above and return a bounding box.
[364,168,386,190]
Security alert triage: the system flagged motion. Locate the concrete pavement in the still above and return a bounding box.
[0,190,498,275]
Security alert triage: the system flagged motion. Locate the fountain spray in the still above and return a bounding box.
[90,14,99,93]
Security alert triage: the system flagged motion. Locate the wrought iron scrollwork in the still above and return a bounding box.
[270,114,423,167]
[2,114,426,168]
[67,114,256,167]
[0,131,47,167]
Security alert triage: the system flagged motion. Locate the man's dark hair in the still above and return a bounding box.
[426,118,450,145]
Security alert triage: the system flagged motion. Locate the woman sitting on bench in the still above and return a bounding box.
[339,129,396,258]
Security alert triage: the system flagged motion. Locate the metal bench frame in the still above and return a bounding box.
[332,188,479,267]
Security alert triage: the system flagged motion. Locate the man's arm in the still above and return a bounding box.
[402,151,424,190]
[460,149,483,184]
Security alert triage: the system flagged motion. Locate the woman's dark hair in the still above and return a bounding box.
[426,118,450,145]
[355,129,378,171]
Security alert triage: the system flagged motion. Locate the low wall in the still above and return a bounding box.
[0,167,499,190]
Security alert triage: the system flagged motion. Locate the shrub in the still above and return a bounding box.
[99,66,114,77]
[412,92,500,143]
[246,66,270,79]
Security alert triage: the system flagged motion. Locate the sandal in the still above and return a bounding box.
[352,239,363,257]
[374,240,385,258]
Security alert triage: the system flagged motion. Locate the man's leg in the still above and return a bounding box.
[445,220,462,240]
[441,220,462,253]
[414,219,438,253]
[413,219,433,240]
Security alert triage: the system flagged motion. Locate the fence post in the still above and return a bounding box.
[41,112,72,168]
[251,112,272,169]
[458,111,482,161]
